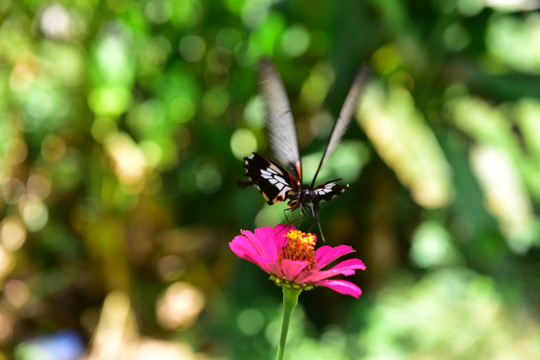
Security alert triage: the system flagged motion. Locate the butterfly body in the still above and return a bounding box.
[289,184,315,209]
[239,58,370,237]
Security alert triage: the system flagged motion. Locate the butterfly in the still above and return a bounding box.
[239,58,370,238]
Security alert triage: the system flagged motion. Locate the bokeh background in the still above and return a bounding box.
[2,0,540,359]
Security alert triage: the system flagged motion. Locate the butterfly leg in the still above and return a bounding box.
[309,202,326,242]
[283,208,293,224]
[283,208,305,226]
[283,208,289,223]
[316,215,326,242]
[302,204,315,231]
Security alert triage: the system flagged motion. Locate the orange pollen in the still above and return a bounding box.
[278,229,317,269]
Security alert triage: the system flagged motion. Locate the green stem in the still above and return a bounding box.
[275,287,302,360]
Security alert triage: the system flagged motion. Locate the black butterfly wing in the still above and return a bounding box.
[312,179,349,204]
[242,152,299,205]
[258,58,302,181]
[311,63,371,187]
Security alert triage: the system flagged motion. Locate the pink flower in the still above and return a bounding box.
[229,224,366,298]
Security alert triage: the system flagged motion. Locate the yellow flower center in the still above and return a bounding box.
[279,229,316,269]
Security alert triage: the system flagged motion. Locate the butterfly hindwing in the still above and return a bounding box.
[313,180,349,204]
[243,152,298,205]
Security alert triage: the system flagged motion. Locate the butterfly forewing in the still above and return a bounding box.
[243,152,297,205]
[258,58,302,181]
[311,63,371,187]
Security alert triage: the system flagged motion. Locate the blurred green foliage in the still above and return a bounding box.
[1,0,540,359]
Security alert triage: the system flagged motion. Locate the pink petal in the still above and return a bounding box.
[280,259,310,281]
[230,225,288,263]
[266,262,284,278]
[315,245,356,269]
[229,228,277,270]
[271,223,294,247]
[245,228,279,261]
[315,279,363,298]
[229,224,298,278]
[229,235,256,259]
[229,231,268,260]
[299,258,365,283]
[254,224,292,260]
[229,236,273,273]
[235,230,269,258]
